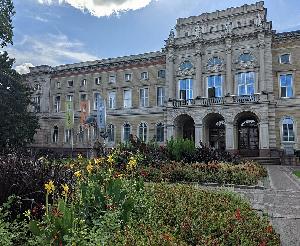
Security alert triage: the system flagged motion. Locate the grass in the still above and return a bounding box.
[293,170,300,178]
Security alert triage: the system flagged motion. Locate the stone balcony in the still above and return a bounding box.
[168,94,269,108]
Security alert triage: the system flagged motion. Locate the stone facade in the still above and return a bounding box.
[26,1,300,158]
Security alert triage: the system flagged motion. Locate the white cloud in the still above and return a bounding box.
[6,33,98,67]
[37,0,153,17]
[15,63,35,74]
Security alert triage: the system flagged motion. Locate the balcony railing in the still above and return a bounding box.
[170,94,268,108]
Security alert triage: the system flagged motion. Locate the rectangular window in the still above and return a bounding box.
[158,69,166,78]
[141,71,148,80]
[107,124,115,142]
[81,79,87,87]
[66,95,73,111]
[207,75,222,98]
[179,79,193,100]
[33,96,41,113]
[156,123,164,142]
[65,129,72,143]
[80,94,87,101]
[123,89,132,108]
[56,81,61,89]
[125,73,132,82]
[95,77,101,85]
[108,91,116,109]
[67,80,74,87]
[109,75,116,83]
[237,72,255,96]
[283,118,295,142]
[280,74,293,98]
[54,96,60,113]
[93,93,100,110]
[280,54,291,64]
[140,88,149,107]
[123,124,131,142]
[157,87,165,106]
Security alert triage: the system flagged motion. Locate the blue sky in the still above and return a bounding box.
[5,0,300,73]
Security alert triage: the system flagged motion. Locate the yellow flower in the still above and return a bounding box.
[94,158,101,165]
[61,183,69,197]
[127,157,137,171]
[44,180,55,194]
[77,154,83,159]
[86,163,93,174]
[107,155,114,164]
[74,170,82,178]
[23,209,31,219]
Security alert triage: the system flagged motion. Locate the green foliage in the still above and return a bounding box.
[167,137,196,161]
[293,170,300,178]
[0,0,14,48]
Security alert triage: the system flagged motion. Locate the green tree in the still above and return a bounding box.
[0,0,39,150]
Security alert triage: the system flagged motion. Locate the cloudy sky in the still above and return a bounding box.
[5,0,300,73]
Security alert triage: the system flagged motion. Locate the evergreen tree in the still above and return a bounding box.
[0,0,39,149]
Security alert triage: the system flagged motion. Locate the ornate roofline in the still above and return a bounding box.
[273,30,300,42]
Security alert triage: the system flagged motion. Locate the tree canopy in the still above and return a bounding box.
[0,0,39,150]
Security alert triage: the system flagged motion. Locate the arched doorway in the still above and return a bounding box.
[174,114,195,141]
[203,113,225,150]
[236,112,259,157]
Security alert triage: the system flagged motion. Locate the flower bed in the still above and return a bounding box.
[0,154,279,245]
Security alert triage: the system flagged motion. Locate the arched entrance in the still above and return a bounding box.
[203,113,225,150]
[236,112,259,157]
[174,114,195,141]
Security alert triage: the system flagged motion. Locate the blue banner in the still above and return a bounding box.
[96,94,106,130]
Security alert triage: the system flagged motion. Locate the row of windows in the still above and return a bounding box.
[53,87,165,112]
[52,123,165,144]
[55,70,166,89]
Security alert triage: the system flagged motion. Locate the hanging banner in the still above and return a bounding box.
[96,95,106,130]
[65,101,74,129]
[80,100,90,125]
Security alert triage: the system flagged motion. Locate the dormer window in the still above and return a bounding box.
[279,54,291,64]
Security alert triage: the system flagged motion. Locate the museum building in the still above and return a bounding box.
[27,1,300,160]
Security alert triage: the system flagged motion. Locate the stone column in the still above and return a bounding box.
[194,123,203,147]
[225,121,235,151]
[166,124,175,141]
[166,50,175,100]
[225,38,232,95]
[258,33,265,93]
[259,121,270,157]
[195,46,203,98]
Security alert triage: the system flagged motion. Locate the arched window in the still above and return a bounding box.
[52,126,58,143]
[107,124,115,142]
[239,53,253,63]
[156,123,164,142]
[282,117,295,142]
[138,123,147,142]
[208,57,222,67]
[123,123,131,142]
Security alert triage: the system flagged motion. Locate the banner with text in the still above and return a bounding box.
[65,101,74,129]
[80,100,90,125]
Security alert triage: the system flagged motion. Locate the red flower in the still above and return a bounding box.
[235,208,242,221]
[258,240,267,246]
[266,225,273,233]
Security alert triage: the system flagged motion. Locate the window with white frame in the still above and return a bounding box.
[207,75,222,98]
[125,73,132,82]
[56,81,61,89]
[158,69,166,78]
[67,80,74,87]
[140,88,149,107]
[107,124,115,142]
[138,122,147,142]
[123,123,131,142]
[66,95,73,111]
[33,96,41,113]
[157,87,165,106]
[52,126,58,143]
[109,75,116,83]
[237,72,255,95]
[80,93,87,101]
[282,117,295,142]
[141,71,148,80]
[65,129,72,143]
[279,54,291,64]
[280,74,293,98]
[54,96,61,112]
[81,79,87,87]
[123,89,132,108]
[156,123,164,142]
[108,91,116,109]
[179,79,193,100]
[93,92,100,110]
[95,77,101,85]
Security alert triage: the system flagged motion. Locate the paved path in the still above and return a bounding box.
[234,165,300,246]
